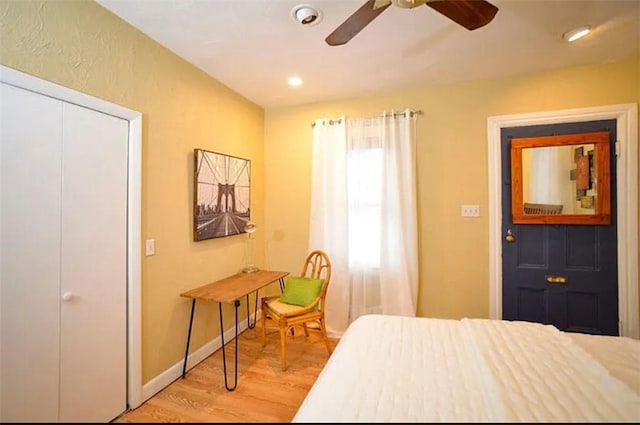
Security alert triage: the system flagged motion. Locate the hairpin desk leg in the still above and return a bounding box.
[246,291,259,329]
[181,299,196,379]
[219,300,239,391]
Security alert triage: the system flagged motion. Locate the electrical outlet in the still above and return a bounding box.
[145,239,155,256]
[461,205,480,217]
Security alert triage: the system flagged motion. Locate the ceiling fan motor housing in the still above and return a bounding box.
[392,0,428,8]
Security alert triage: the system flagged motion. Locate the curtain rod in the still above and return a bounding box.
[380,110,423,118]
[311,109,423,127]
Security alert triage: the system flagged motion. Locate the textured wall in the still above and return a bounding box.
[264,57,640,322]
[1,0,638,390]
[0,0,265,383]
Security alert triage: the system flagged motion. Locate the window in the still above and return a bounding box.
[309,111,418,331]
[347,147,382,268]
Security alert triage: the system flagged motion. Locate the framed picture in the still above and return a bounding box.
[576,155,589,190]
[580,195,594,209]
[574,146,584,162]
[193,149,251,241]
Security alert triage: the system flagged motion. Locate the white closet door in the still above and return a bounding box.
[0,84,63,421]
[59,103,128,422]
[1,83,128,422]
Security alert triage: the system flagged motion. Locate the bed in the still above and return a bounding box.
[293,314,640,422]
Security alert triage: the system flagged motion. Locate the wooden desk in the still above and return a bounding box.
[180,270,289,391]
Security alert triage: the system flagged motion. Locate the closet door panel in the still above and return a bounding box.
[59,103,128,422]
[0,83,62,421]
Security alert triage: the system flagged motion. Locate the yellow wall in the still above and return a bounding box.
[264,56,640,320]
[2,0,638,391]
[0,0,265,383]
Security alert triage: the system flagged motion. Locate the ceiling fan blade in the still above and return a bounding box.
[425,0,498,31]
[325,0,392,46]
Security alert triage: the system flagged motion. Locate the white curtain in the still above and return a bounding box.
[309,110,418,335]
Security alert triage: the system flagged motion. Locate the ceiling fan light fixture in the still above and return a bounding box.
[291,4,322,26]
[563,25,591,42]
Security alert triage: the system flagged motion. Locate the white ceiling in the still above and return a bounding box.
[95,0,640,109]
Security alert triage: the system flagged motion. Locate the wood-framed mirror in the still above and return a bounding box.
[511,131,611,225]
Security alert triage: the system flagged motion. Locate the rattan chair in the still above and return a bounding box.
[261,250,333,371]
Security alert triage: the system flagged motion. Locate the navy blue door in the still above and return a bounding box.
[501,120,618,335]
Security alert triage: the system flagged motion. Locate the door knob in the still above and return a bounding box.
[62,292,74,302]
[505,229,515,243]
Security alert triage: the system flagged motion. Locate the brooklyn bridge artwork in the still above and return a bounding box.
[194,149,251,241]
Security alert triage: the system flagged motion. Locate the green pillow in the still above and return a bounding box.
[279,276,324,307]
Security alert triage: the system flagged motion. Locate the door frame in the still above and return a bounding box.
[0,65,144,408]
[487,103,638,338]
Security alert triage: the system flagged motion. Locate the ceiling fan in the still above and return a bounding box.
[325,0,499,46]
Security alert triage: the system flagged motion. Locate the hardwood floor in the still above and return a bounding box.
[115,326,338,423]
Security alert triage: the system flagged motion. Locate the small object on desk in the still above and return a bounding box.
[242,220,259,273]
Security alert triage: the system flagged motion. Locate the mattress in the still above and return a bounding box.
[293,314,640,422]
[565,331,640,396]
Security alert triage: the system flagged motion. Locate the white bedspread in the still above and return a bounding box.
[293,314,640,422]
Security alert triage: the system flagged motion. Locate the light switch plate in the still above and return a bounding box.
[461,205,480,217]
[145,239,155,256]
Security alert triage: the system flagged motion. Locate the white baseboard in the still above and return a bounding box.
[137,309,263,406]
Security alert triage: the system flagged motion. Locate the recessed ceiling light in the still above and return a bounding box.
[291,4,322,26]
[563,25,591,42]
[288,76,303,87]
